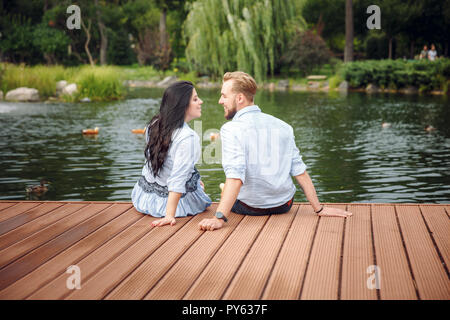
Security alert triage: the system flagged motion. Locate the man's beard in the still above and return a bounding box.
[225,99,238,120]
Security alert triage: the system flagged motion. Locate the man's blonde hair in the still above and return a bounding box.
[223,71,257,102]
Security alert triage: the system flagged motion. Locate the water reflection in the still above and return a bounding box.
[0,89,448,203]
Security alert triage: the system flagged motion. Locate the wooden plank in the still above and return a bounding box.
[0,207,141,299]
[261,205,319,299]
[0,203,88,250]
[26,214,159,300]
[419,205,450,270]
[396,205,450,300]
[221,206,297,300]
[300,204,346,300]
[104,211,214,300]
[0,203,112,269]
[0,203,66,235]
[0,203,129,291]
[0,202,17,212]
[0,202,42,223]
[371,204,417,300]
[183,215,269,300]
[143,212,244,299]
[340,205,377,300]
[66,206,216,300]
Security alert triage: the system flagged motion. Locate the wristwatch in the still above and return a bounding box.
[215,211,228,223]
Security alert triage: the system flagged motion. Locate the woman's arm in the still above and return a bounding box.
[153,132,197,227]
[152,191,182,227]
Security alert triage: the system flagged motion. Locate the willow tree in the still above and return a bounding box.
[184,0,305,82]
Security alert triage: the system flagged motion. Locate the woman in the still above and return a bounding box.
[131,81,212,227]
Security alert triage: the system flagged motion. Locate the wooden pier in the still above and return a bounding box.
[0,200,448,300]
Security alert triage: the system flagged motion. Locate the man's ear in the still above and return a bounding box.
[236,93,244,104]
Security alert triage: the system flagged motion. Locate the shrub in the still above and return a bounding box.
[365,34,388,60]
[73,66,124,101]
[328,74,343,89]
[281,29,331,76]
[31,23,70,65]
[342,58,450,92]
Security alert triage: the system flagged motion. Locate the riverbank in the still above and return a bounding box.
[1,61,448,103]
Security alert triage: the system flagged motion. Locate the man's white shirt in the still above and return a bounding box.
[220,105,307,208]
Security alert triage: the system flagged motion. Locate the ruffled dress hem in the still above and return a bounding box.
[131,180,212,218]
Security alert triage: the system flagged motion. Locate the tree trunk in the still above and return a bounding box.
[43,53,55,65]
[344,0,354,62]
[410,40,415,59]
[95,0,108,65]
[388,37,393,59]
[159,7,168,51]
[81,18,95,66]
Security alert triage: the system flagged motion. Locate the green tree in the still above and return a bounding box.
[184,0,304,82]
[281,30,331,76]
[32,23,70,64]
[0,14,39,63]
[302,0,345,52]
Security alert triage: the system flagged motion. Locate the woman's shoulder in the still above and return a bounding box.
[172,123,198,143]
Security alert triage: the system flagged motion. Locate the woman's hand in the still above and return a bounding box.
[318,207,352,218]
[152,216,176,227]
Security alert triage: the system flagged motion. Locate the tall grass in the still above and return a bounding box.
[0,64,66,98]
[72,66,124,101]
[0,63,124,101]
[119,65,161,80]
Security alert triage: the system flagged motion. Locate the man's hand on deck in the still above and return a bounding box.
[199,217,224,231]
[318,207,352,218]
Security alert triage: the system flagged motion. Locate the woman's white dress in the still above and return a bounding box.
[131,122,212,217]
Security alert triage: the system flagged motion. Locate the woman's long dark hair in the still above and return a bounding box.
[145,81,194,176]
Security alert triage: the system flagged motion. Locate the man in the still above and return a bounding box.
[199,71,352,231]
[419,45,428,60]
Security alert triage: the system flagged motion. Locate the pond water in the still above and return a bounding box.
[0,88,449,203]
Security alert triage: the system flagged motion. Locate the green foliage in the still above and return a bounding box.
[281,30,331,76]
[120,65,162,80]
[0,64,124,101]
[73,66,124,101]
[328,74,343,89]
[342,59,450,91]
[107,30,137,66]
[31,23,70,63]
[0,15,40,63]
[177,71,199,84]
[183,0,305,82]
[365,33,389,60]
[0,63,65,98]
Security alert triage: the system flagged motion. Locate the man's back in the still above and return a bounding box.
[220,105,307,208]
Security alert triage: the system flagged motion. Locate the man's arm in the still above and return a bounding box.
[198,178,242,231]
[295,171,352,218]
